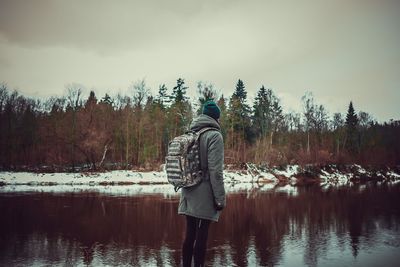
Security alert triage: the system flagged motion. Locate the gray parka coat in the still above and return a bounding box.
[178,114,226,222]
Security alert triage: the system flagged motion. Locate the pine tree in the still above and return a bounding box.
[85,91,97,107]
[253,86,283,147]
[253,86,270,137]
[346,101,358,128]
[253,86,267,134]
[157,84,170,108]
[345,101,359,154]
[229,79,251,130]
[170,78,192,136]
[233,79,247,102]
[227,79,253,162]
[172,78,188,103]
[100,93,113,106]
[217,95,228,139]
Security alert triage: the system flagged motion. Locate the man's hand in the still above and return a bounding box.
[215,202,224,211]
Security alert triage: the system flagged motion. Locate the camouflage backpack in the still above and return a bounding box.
[165,127,218,192]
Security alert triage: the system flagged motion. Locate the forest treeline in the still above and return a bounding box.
[0,79,399,171]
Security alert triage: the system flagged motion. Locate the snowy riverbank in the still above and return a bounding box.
[1,164,399,196]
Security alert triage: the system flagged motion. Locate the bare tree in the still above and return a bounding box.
[302,92,329,153]
[358,111,374,128]
[130,79,150,165]
[65,84,83,170]
[302,92,315,154]
[131,79,149,110]
[197,81,219,111]
[331,113,344,131]
[0,82,8,114]
[66,83,83,110]
[284,111,302,132]
[331,112,345,154]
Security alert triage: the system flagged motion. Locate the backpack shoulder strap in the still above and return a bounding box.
[195,127,220,139]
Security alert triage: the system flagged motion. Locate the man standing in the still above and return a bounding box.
[178,100,226,267]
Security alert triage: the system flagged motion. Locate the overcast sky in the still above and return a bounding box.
[0,0,399,121]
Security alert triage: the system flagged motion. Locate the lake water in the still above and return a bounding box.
[0,183,399,267]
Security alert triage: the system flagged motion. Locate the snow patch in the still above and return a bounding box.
[390,179,400,185]
[354,164,367,174]
[320,169,351,187]
[387,171,400,180]
[275,184,298,196]
[273,165,300,178]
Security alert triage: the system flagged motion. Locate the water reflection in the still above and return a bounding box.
[0,184,399,266]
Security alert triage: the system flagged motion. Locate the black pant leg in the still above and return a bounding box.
[182,215,197,267]
[193,219,211,267]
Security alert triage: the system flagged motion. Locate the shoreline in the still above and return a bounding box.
[0,164,399,196]
[1,162,400,173]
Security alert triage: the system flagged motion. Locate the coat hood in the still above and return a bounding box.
[190,114,221,132]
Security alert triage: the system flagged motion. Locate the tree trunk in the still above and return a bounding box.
[125,112,129,168]
[155,124,159,161]
[137,118,141,166]
[71,110,76,171]
[270,131,274,149]
[99,142,110,168]
[336,138,340,155]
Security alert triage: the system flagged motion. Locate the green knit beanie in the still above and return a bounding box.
[202,100,221,120]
